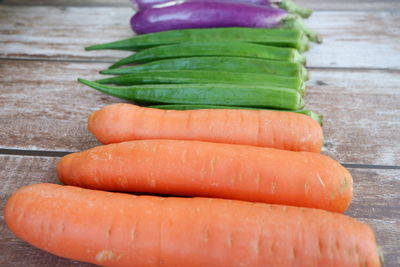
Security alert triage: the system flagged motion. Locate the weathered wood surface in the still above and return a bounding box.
[2,0,130,6]
[0,60,111,152]
[0,6,133,62]
[1,6,400,69]
[305,10,400,69]
[3,0,400,11]
[298,0,400,10]
[307,68,400,166]
[1,0,399,266]
[1,59,400,165]
[0,155,399,266]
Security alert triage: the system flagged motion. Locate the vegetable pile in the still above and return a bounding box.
[81,0,322,112]
[4,1,384,266]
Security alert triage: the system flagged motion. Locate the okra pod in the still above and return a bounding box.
[85,28,309,52]
[109,41,306,69]
[101,57,309,81]
[96,70,306,94]
[78,78,304,110]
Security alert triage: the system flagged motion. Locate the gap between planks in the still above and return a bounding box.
[1,148,399,170]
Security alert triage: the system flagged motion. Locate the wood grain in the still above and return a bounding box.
[0,155,398,266]
[1,0,399,266]
[0,6,133,61]
[1,59,400,165]
[2,0,130,6]
[1,6,400,69]
[307,68,400,166]
[297,0,400,11]
[3,0,400,11]
[0,60,113,152]
[345,167,400,267]
[305,11,400,69]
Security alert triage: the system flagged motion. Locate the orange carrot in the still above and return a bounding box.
[4,183,381,267]
[57,140,352,212]
[88,103,323,153]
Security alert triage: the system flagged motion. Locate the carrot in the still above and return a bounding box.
[88,103,323,153]
[4,183,381,267]
[57,140,352,212]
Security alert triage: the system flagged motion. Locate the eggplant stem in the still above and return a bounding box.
[281,15,322,44]
[278,0,313,18]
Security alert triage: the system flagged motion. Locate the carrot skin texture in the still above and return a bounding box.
[88,103,323,153]
[57,140,352,212]
[5,184,380,267]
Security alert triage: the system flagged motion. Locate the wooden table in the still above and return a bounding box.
[1,0,399,266]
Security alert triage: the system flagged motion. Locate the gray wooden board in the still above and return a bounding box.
[1,0,400,266]
[2,0,400,11]
[304,11,400,70]
[307,68,400,166]
[1,6,400,69]
[1,60,400,165]
[0,6,133,62]
[297,0,400,11]
[0,155,398,266]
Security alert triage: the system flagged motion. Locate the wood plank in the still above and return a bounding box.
[0,6,133,62]
[307,68,400,166]
[305,11,400,69]
[1,60,400,165]
[3,0,400,11]
[0,155,399,266]
[0,60,112,152]
[344,168,400,267]
[1,6,400,69]
[2,0,130,6]
[297,0,400,11]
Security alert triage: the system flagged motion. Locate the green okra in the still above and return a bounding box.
[85,28,309,52]
[108,41,306,69]
[148,104,323,126]
[101,57,309,81]
[96,70,306,94]
[78,78,304,110]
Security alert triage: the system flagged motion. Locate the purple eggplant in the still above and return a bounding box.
[131,0,312,18]
[131,1,320,42]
